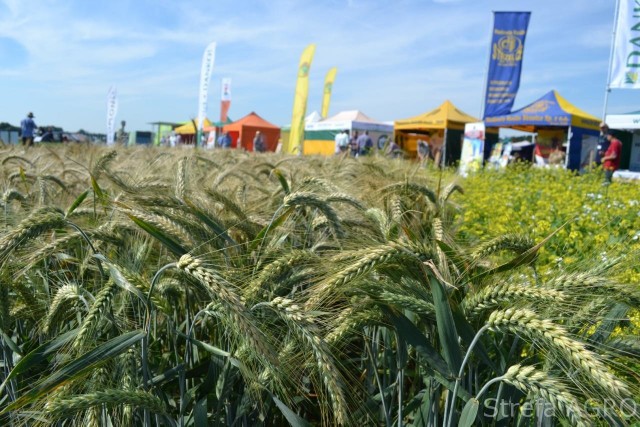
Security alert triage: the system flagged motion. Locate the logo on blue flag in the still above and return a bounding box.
[483,12,531,119]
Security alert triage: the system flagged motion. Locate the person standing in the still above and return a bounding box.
[597,122,611,165]
[357,131,373,156]
[334,130,349,154]
[20,112,37,147]
[601,130,622,184]
[116,120,127,145]
[253,131,265,152]
[349,131,359,157]
[417,139,430,165]
[220,132,232,148]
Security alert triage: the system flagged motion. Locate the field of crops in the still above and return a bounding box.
[0,145,638,426]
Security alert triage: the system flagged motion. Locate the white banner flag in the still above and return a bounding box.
[106,86,118,146]
[197,42,217,141]
[610,0,640,88]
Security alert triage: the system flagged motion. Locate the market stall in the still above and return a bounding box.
[174,118,213,145]
[222,112,280,152]
[303,110,393,155]
[394,100,497,165]
[485,90,600,170]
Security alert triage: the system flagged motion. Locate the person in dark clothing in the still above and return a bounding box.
[41,127,54,142]
[357,131,374,156]
[253,131,265,152]
[20,112,37,146]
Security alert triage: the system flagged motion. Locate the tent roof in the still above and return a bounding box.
[174,118,213,134]
[323,110,381,123]
[224,112,279,131]
[306,110,393,132]
[485,90,600,131]
[305,111,322,124]
[395,100,479,131]
[281,111,324,130]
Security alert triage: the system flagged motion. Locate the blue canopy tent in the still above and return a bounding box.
[484,90,601,170]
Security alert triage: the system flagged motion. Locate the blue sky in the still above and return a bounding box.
[0,0,635,133]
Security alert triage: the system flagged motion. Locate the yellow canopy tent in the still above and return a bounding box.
[174,118,213,134]
[395,100,479,132]
[394,100,496,165]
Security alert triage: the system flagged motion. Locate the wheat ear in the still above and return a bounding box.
[306,244,405,308]
[269,297,349,425]
[500,364,589,427]
[91,150,117,180]
[177,254,276,363]
[73,279,118,350]
[0,207,66,262]
[45,389,165,420]
[325,306,384,345]
[462,283,565,317]
[284,191,344,239]
[472,234,535,260]
[245,250,314,300]
[3,189,27,205]
[43,284,82,334]
[175,156,187,199]
[488,308,630,398]
[380,181,437,204]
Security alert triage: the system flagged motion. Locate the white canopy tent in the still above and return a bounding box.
[306,110,393,133]
[303,110,394,155]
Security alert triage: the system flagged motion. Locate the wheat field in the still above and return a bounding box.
[0,144,638,426]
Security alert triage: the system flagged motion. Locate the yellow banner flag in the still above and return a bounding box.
[321,67,337,119]
[286,44,316,154]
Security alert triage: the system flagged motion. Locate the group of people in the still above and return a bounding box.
[160,132,181,147]
[215,130,265,152]
[19,112,64,145]
[334,130,375,157]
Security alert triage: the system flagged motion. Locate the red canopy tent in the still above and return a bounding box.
[222,112,281,152]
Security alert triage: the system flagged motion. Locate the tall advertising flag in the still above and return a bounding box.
[610,0,640,88]
[106,86,118,146]
[321,67,337,119]
[220,78,231,123]
[483,12,531,118]
[197,41,217,147]
[287,44,316,154]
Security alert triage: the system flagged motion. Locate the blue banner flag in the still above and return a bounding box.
[483,12,531,118]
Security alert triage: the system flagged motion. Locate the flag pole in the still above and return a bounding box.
[479,11,496,119]
[603,0,621,121]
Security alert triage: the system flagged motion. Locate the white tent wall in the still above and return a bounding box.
[606,113,640,129]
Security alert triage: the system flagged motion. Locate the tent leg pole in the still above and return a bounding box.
[442,128,448,169]
[565,126,572,169]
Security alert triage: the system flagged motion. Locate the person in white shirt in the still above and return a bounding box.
[334,130,349,154]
